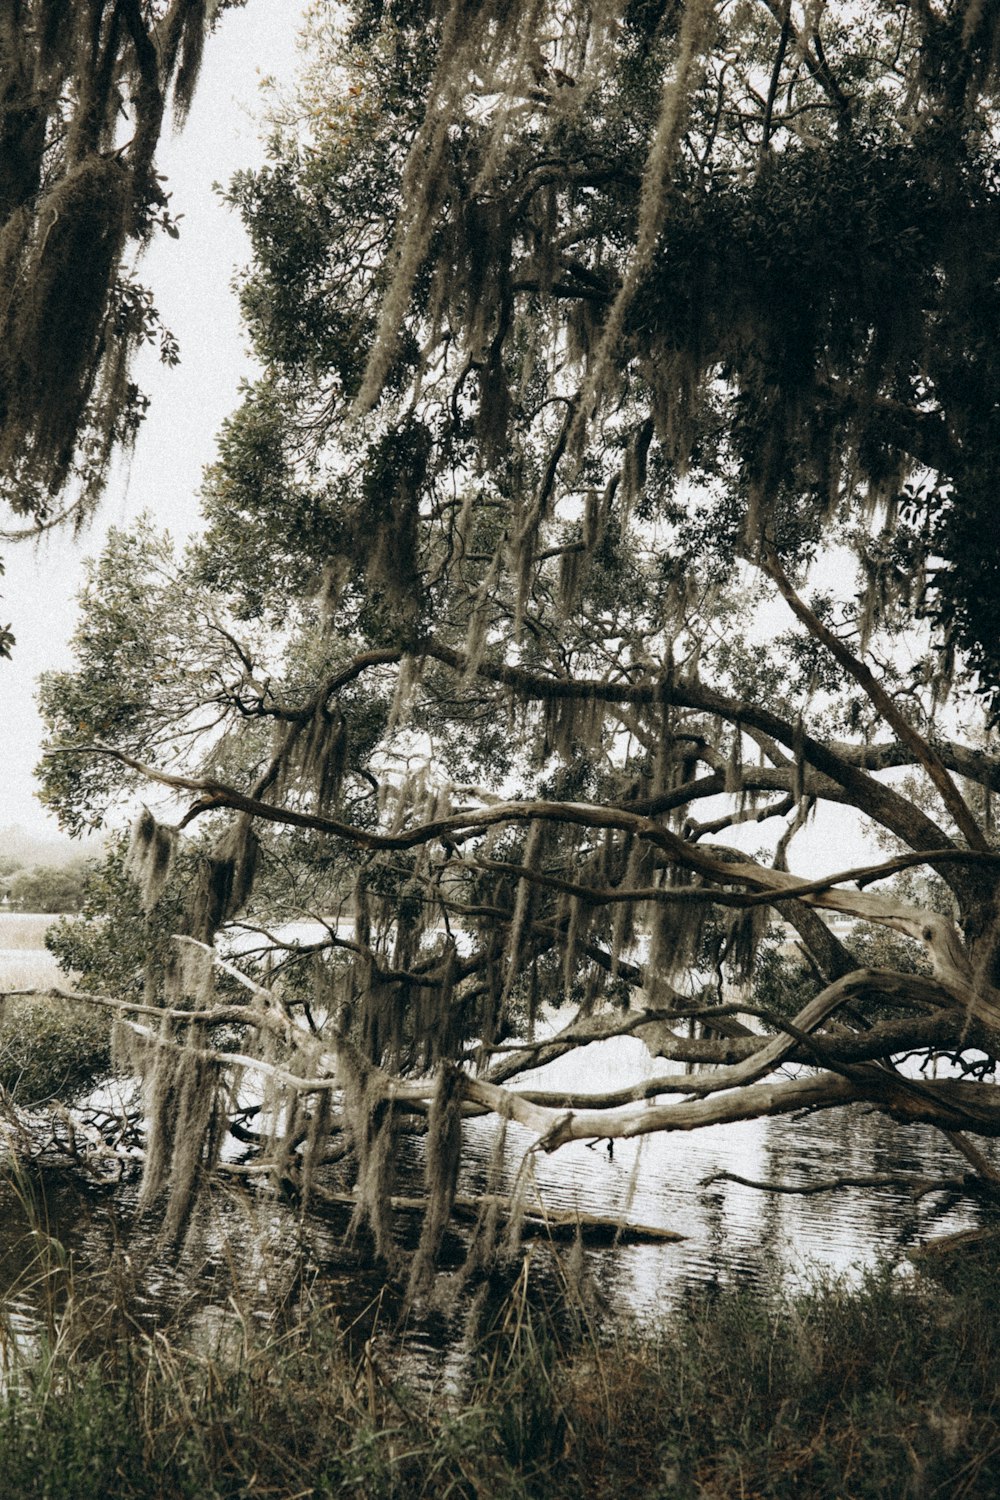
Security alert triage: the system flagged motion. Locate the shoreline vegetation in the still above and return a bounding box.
[0,1215,997,1499]
[1,926,999,1496]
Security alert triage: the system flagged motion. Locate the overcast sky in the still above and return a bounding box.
[0,0,306,840]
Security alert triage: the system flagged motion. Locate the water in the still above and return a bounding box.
[0,911,64,990]
[0,912,987,1352]
[452,1029,982,1318]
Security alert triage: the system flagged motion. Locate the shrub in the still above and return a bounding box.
[0,996,110,1105]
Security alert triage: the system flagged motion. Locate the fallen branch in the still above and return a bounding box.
[699,1168,972,1201]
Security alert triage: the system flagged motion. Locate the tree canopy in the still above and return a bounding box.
[33,0,1000,1263]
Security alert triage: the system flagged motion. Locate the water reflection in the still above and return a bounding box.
[453,1028,986,1320]
[0,1093,983,1368]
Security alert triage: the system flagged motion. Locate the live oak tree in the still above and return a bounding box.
[33,0,1000,1259]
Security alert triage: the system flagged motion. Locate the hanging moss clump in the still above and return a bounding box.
[0,0,240,517]
[187,817,260,942]
[125,809,178,914]
[113,1003,226,1247]
[407,1062,465,1300]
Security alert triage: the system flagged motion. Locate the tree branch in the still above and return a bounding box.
[762,544,989,854]
[464,1068,1000,1149]
[700,1168,972,1200]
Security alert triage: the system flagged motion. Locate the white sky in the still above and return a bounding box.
[0,0,306,840]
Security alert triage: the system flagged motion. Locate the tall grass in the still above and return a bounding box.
[0,1213,997,1499]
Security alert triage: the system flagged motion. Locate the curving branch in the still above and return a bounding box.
[463,1067,1000,1150]
[761,544,989,855]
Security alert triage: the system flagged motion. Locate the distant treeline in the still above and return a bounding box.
[0,826,102,914]
[0,855,90,914]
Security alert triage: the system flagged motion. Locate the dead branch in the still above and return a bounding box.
[699,1168,973,1200]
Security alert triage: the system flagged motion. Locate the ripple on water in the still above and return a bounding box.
[453,1026,986,1319]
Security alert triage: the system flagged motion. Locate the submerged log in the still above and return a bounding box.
[311,1184,685,1245]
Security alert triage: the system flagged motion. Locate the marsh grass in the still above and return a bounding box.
[0,915,58,953]
[0,1210,996,1500]
[553,1260,1000,1499]
[0,952,63,991]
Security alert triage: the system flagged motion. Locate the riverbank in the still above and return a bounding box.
[0,1239,998,1499]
